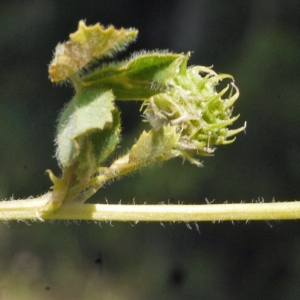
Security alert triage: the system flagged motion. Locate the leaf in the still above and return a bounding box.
[49,20,138,82]
[81,52,185,100]
[55,87,116,169]
[90,109,120,164]
[129,124,180,163]
[74,109,120,181]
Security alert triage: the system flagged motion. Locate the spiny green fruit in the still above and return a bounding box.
[143,53,246,165]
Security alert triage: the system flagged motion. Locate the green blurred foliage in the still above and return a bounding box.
[1,0,300,299]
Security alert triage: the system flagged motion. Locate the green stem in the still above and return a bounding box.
[68,156,171,201]
[0,197,300,221]
[63,160,156,205]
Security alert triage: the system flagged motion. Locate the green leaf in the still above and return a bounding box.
[74,109,120,180]
[55,87,116,169]
[129,124,180,163]
[81,52,185,100]
[49,20,138,82]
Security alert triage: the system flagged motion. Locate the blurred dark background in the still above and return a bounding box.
[0,0,300,299]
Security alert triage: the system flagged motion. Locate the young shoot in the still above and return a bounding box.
[1,20,297,223]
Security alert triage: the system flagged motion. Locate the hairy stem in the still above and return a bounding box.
[0,198,300,222]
